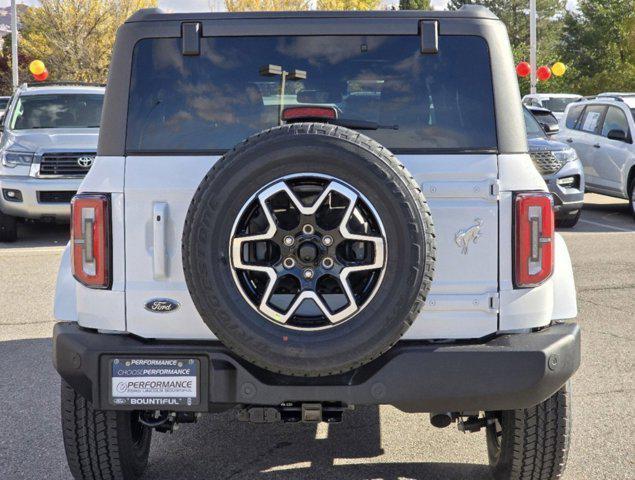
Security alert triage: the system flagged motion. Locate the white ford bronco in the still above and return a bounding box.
[53,6,580,480]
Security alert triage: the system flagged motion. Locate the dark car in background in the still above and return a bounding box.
[524,106,585,227]
[526,104,560,133]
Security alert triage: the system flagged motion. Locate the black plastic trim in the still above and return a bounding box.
[181,22,201,55]
[53,322,580,413]
[419,20,439,54]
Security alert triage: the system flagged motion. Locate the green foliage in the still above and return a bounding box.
[399,0,431,9]
[447,0,565,52]
[225,0,379,11]
[0,33,33,94]
[559,0,635,95]
[449,0,634,96]
[225,0,310,10]
[317,0,380,9]
[17,0,157,84]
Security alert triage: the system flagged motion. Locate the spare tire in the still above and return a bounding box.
[183,123,435,377]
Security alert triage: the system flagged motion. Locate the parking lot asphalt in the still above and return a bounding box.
[0,193,633,480]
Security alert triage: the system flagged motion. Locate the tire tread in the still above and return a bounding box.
[183,122,436,377]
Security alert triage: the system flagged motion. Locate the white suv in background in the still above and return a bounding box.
[0,83,105,241]
[558,94,635,218]
[522,93,583,125]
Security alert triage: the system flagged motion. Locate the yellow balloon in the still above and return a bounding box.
[29,60,46,75]
[552,62,566,77]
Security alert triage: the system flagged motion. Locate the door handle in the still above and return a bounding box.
[593,143,601,148]
[565,138,573,143]
[153,202,168,279]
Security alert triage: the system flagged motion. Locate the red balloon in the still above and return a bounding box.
[516,61,531,77]
[33,69,49,82]
[537,65,552,81]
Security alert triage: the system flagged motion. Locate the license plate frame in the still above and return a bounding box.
[107,357,202,410]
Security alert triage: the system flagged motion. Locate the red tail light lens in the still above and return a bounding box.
[282,106,337,121]
[514,192,554,288]
[71,194,111,289]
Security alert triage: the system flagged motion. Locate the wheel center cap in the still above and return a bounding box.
[298,242,318,263]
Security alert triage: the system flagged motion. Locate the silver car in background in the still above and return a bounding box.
[522,93,583,125]
[558,94,635,219]
[0,83,105,241]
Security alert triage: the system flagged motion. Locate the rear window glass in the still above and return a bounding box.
[541,97,579,113]
[0,98,9,110]
[126,35,497,153]
[531,110,558,126]
[523,108,545,139]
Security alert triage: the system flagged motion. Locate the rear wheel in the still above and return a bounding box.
[486,382,571,480]
[0,210,17,242]
[555,209,581,229]
[61,380,152,480]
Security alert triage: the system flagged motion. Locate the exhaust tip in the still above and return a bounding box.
[430,412,453,428]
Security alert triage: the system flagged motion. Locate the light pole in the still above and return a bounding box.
[259,65,307,125]
[11,0,18,90]
[529,0,537,94]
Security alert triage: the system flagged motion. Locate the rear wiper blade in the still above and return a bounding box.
[327,118,399,130]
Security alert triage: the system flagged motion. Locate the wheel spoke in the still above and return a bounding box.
[231,196,277,270]
[230,175,387,329]
[338,188,385,270]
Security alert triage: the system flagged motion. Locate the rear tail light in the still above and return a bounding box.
[282,106,337,121]
[71,194,111,289]
[514,192,554,288]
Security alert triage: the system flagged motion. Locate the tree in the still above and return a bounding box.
[225,0,309,10]
[317,0,380,9]
[399,0,431,9]
[18,0,157,84]
[0,33,33,94]
[558,0,635,94]
[447,0,565,52]
[448,0,567,95]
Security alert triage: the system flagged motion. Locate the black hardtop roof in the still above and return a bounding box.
[126,5,498,23]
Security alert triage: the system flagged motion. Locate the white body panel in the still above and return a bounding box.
[74,157,126,331]
[54,152,578,339]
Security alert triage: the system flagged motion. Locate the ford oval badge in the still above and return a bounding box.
[145,298,180,313]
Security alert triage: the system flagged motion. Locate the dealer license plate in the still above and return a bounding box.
[109,358,200,407]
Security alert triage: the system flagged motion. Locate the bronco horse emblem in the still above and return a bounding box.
[455,218,484,255]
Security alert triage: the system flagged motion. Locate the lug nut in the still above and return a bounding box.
[283,257,295,269]
[322,235,333,246]
[322,257,334,269]
[303,269,314,279]
[302,224,314,235]
[283,235,295,246]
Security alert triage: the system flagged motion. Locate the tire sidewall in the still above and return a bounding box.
[183,126,433,375]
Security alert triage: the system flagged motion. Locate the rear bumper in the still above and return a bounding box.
[53,321,580,413]
[0,175,81,219]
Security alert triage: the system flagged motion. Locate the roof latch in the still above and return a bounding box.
[419,20,439,54]
[182,22,201,56]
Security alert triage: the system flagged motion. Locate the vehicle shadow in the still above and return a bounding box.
[557,195,634,233]
[0,337,490,480]
[0,220,69,249]
[145,406,491,480]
